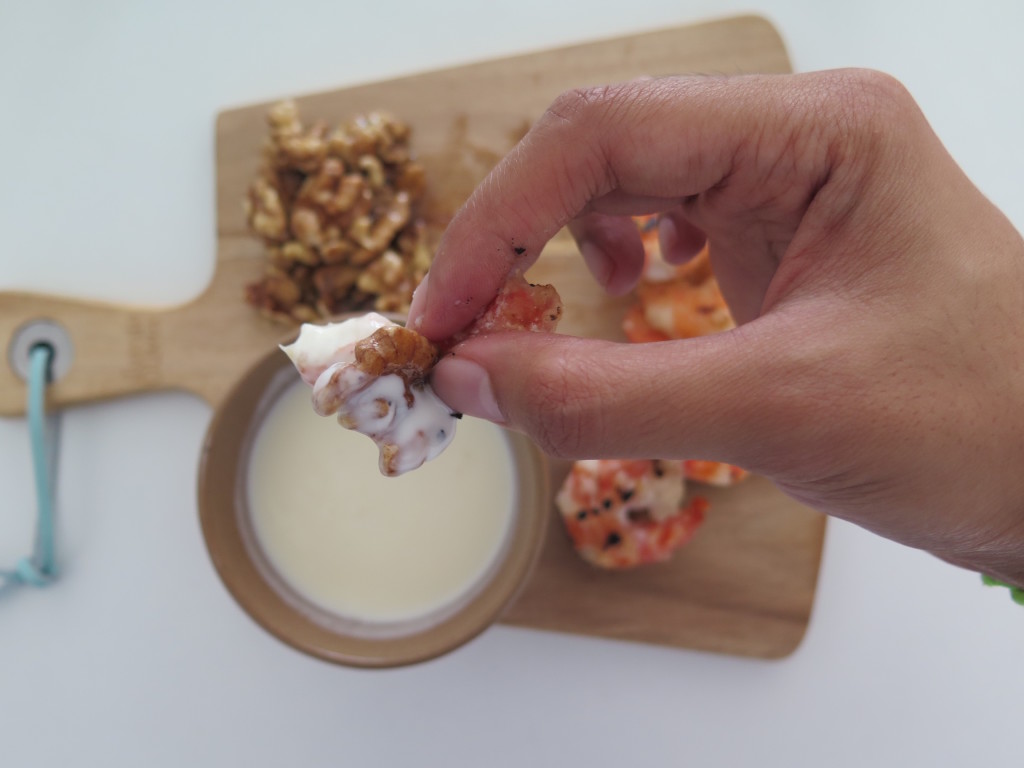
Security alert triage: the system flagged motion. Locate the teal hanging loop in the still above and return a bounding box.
[1,343,60,590]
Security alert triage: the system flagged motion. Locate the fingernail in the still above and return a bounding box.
[407,271,430,330]
[432,356,504,423]
[658,215,705,265]
[578,240,613,289]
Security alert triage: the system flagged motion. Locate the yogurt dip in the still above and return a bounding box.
[246,377,515,624]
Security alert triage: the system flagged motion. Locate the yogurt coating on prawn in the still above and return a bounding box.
[281,313,457,476]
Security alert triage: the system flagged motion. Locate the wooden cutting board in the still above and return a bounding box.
[0,15,824,659]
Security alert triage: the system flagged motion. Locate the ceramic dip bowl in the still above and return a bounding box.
[197,328,549,668]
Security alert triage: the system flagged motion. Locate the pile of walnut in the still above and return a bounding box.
[243,100,432,324]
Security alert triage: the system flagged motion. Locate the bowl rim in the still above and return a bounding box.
[197,327,550,668]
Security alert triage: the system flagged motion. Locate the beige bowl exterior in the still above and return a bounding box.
[197,332,549,668]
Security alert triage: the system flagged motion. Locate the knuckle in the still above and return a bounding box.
[794,69,926,187]
[822,68,919,135]
[847,69,913,109]
[543,86,605,126]
[541,84,632,131]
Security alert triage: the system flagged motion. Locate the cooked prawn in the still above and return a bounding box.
[555,459,707,569]
[683,460,750,487]
[625,215,734,342]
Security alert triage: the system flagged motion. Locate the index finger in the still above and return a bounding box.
[409,72,839,340]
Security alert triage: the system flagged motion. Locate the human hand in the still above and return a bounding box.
[408,70,1024,585]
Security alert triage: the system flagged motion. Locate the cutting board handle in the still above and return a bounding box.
[0,291,181,417]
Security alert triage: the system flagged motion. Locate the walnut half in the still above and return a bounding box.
[354,325,438,382]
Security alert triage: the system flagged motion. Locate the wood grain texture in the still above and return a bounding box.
[0,15,824,658]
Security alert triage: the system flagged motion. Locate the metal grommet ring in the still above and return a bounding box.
[7,319,74,384]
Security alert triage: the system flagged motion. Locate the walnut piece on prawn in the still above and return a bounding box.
[354,325,438,381]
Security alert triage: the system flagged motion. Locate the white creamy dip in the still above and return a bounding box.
[281,314,458,476]
[246,378,515,623]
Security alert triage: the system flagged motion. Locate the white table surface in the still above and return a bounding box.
[2,1,1023,765]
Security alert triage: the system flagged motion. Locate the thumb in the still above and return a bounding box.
[430,319,812,470]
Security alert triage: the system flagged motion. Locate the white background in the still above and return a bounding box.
[2,1,1023,765]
